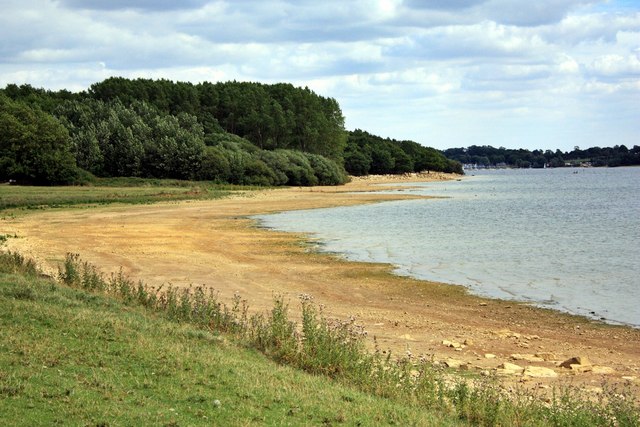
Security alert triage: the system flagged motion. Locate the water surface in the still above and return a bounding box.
[256,168,640,327]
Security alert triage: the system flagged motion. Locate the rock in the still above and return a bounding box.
[622,376,637,382]
[560,356,591,369]
[399,334,416,341]
[524,366,558,378]
[492,329,512,338]
[496,362,524,375]
[591,366,615,375]
[442,340,463,349]
[510,353,544,362]
[443,358,465,369]
[499,362,524,371]
[535,352,558,361]
[484,353,496,359]
[570,364,593,373]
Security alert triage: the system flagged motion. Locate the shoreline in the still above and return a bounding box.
[2,173,639,398]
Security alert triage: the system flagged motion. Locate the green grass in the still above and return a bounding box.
[0,254,459,426]
[0,178,264,212]
[1,252,638,426]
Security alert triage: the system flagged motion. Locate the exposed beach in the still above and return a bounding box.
[3,173,639,398]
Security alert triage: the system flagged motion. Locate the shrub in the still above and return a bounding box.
[305,153,348,185]
[197,146,231,182]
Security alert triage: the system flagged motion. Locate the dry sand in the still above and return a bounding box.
[2,172,639,397]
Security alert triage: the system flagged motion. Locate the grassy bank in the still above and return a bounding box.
[0,178,264,212]
[0,253,459,426]
[1,252,638,426]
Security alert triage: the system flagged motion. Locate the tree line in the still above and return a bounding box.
[0,79,461,185]
[444,145,640,169]
[345,129,462,175]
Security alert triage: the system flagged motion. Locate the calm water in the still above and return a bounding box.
[256,168,640,327]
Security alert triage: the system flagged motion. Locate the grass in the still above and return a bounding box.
[1,252,638,426]
[0,253,458,426]
[0,178,265,212]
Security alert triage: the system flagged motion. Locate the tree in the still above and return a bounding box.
[0,95,77,184]
[344,147,372,176]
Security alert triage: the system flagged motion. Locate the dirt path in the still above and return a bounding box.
[3,173,639,399]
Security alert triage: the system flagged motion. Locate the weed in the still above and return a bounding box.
[0,251,37,276]
[20,253,640,426]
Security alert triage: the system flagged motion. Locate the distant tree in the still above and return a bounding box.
[346,129,461,175]
[344,146,372,176]
[145,113,205,180]
[548,156,565,168]
[0,95,77,184]
[369,144,395,174]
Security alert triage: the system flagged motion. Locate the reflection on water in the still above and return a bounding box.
[256,167,640,327]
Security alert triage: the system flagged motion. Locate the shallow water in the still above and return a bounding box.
[256,167,640,327]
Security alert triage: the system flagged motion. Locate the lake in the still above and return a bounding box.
[255,167,640,327]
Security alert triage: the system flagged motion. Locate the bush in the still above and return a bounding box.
[305,153,348,185]
[257,150,291,185]
[197,146,231,182]
[243,158,278,186]
[277,150,318,186]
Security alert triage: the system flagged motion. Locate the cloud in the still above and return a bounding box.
[402,0,485,11]
[396,0,596,27]
[537,12,640,45]
[57,0,211,11]
[588,53,640,78]
[387,21,549,61]
[482,0,592,26]
[0,0,638,151]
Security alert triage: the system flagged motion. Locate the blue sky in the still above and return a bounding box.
[0,0,638,151]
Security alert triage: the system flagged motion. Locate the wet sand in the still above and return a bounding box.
[2,173,639,397]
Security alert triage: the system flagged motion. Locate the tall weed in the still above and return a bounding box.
[0,251,37,276]
[39,253,640,426]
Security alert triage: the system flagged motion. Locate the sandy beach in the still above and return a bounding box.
[3,173,639,398]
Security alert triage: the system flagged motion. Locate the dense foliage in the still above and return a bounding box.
[0,95,78,184]
[88,78,348,161]
[345,129,463,175]
[445,145,640,169]
[0,79,464,185]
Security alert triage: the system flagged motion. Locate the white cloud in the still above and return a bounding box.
[588,53,640,76]
[482,0,592,26]
[557,55,581,73]
[57,0,211,11]
[0,0,638,151]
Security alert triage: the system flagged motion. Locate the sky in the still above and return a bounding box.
[0,0,638,151]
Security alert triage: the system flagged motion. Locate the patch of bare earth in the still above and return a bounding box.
[3,172,639,400]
